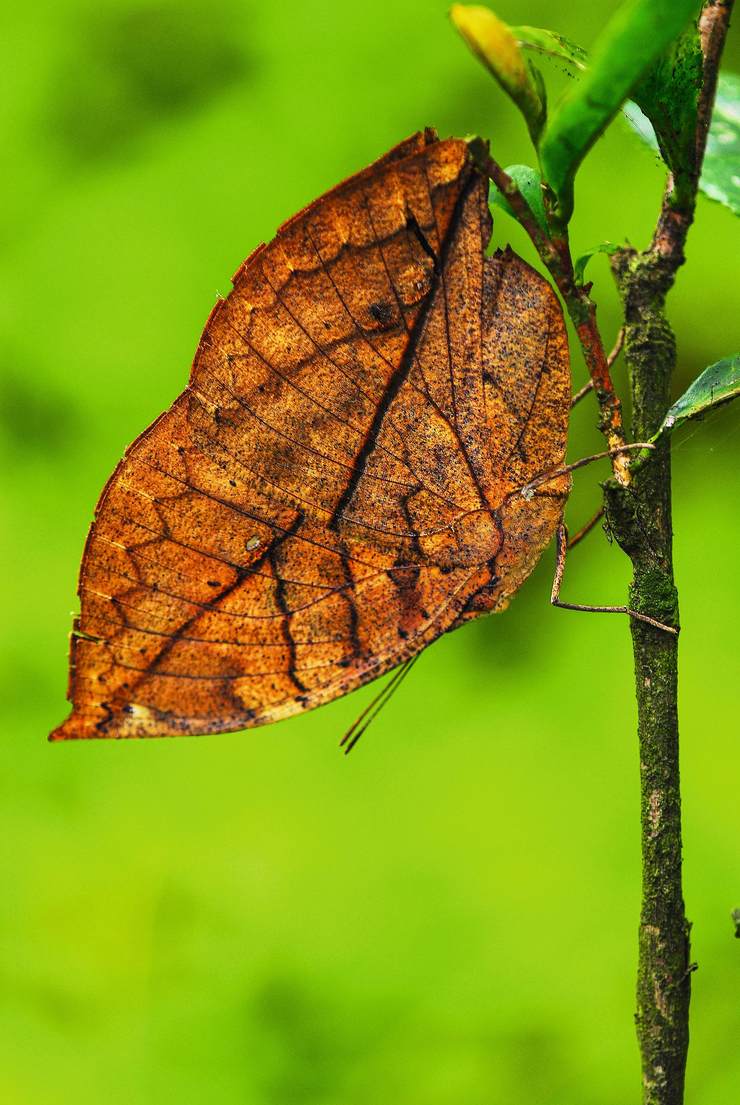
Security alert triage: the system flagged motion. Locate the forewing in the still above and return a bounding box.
[51,133,492,740]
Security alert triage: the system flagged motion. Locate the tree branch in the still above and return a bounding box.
[604,5,734,1101]
[475,3,733,1099]
[697,2,734,164]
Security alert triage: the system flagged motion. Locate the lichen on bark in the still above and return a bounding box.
[603,247,690,1105]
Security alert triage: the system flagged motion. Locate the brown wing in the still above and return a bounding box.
[51,131,570,741]
[447,247,573,627]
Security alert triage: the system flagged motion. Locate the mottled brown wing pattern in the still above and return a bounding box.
[449,251,572,626]
[51,130,570,741]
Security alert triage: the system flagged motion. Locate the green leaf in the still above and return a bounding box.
[491,164,549,234]
[539,0,700,222]
[701,71,740,215]
[508,25,587,71]
[573,242,620,285]
[450,5,546,143]
[622,99,660,150]
[624,72,740,216]
[657,354,740,436]
[631,19,703,208]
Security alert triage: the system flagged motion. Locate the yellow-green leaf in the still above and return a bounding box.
[509,25,587,71]
[451,5,546,143]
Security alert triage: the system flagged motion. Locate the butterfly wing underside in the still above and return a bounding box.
[51,131,570,741]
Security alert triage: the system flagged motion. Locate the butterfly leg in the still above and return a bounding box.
[550,524,678,634]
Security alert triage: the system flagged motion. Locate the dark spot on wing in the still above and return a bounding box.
[369,301,393,325]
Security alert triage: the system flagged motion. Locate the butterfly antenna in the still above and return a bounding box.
[340,656,420,755]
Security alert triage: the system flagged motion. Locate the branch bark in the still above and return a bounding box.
[603,4,734,1101]
[479,10,732,1089]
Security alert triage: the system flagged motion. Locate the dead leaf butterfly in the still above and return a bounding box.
[50,129,570,742]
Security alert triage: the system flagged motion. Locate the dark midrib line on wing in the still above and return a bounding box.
[420,163,458,432]
[300,220,456,449]
[329,164,479,531]
[191,362,420,495]
[337,542,363,660]
[195,357,454,505]
[256,260,422,468]
[406,214,439,268]
[137,442,457,542]
[365,196,447,425]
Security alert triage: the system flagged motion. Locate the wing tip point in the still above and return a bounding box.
[48,716,76,743]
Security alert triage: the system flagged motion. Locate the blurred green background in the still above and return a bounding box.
[2,2,738,1102]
